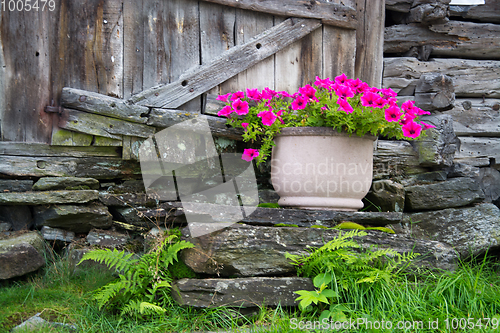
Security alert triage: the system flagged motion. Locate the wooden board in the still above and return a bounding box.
[0,142,120,158]
[455,137,500,162]
[0,156,141,179]
[323,25,356,80]
[61,87,149,123]
[51,126,93,146]
[441,99,500,137]
[123,0,144,99]
[383,57,500,98]
[355,0,384,88]
[220,8,275,94]
[449,0,500,24]
[200,0,357,29]
[58,109,155,140]
[129,18,322,108]
[274,17,323,93]
[147,109,244,141]
[385,21,500,60]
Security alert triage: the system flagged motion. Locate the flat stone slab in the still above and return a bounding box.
[400,203,500,257]
[405,177,484,211]
[99,192,156,207]
[0,190,98,205]
[34,203,112,233]
[86,229,129,248]
[0,179,33,192]
[32,177,99,191]
[172,277,314,308]
[0,232,46,279]
[181,224,458,277]
[41,226,75,242]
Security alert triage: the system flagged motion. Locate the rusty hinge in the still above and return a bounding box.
[44,100,63,114]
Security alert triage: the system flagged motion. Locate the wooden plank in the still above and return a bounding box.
[219,8,275,95]
[61,87,149,123]
[123,135,132,160]
[384,22,500,60]
[355,0,384,88]
[166,0,201,112]
[275,17,323,93]
[456,137,500,162]
[449,0,500,24]
[123,0,144,99]
[51,126,93,146]
[199,1,236,106]
[0,142,120,158]
[99,0,124,98]
[383,57,500,98]
[93,136,123,146]
[129,18,323,108]
[0,156,141,179]
[443,98,500,137]
[58,109,155,140]
[200,0,357,29]
[323,26,356,79]
[0,8,54,142]
[147,109,244,141]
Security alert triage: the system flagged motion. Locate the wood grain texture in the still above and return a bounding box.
[383,57,500,98]
[200,0,357,29]
[51,126,94,146]
[355,0,384,88]
[323,25,356,79]
[274,17,323,93]
[441,99,500,137]
[61,87,149,123]
[385,21,500,60]
[449,0,500,24]
[456,137,500,162]
[147,109,244,141]
[0,142,120,157]
[130,18,322,108]
[123,0,144,99]
[58,109,155,139]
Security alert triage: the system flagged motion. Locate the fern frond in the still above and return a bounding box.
[78,248,137,273]
[161,240,196,267]
[139,302,167,315]
[93,279,126,309]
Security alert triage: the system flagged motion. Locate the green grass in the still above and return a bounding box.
[1,252,500,332]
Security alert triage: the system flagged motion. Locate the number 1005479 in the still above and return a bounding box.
[1,0,55,11]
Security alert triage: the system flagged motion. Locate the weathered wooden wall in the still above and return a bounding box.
[382,0,500,168]
[1,0,385,145]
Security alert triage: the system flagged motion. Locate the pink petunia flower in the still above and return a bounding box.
[232,98,249,115]
[402,121,422,138]
[335,73,349,85]
[241,122,249,130]
[291,95,308,110]
[399,113,416,126]
[337,98,354,114]
[381,87,397,99]
[374,97,388,109]
[299,84,318,101]
[315,76,333,90]
[384,105,402,122]
[246,88,262,101]
[242,148,259,162]
[257,110,277,126]
[420,121,436,130]
[261,87,277,100]
[216,93,231,103]
[217,105,232,117]
[360,92,380,108]
[335,84,354,99]
[230,91,245,101]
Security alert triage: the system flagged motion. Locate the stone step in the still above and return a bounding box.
[171,277,313,308]
[180,224,458,277]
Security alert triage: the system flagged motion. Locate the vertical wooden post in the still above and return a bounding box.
[355,0,385,88]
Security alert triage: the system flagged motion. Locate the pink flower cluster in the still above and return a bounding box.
[217,74,435,162]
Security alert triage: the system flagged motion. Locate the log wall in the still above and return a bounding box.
[382,0,500,168]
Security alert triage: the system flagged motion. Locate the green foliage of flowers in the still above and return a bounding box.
[78,234,195,317]
[218,75,434,165]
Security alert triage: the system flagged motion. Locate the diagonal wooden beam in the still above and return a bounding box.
[200,0,357,29]
[129,18,322,109]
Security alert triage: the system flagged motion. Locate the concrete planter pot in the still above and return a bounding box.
[271,127,376,211]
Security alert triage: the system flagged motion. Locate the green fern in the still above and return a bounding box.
[78,232,195,316]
